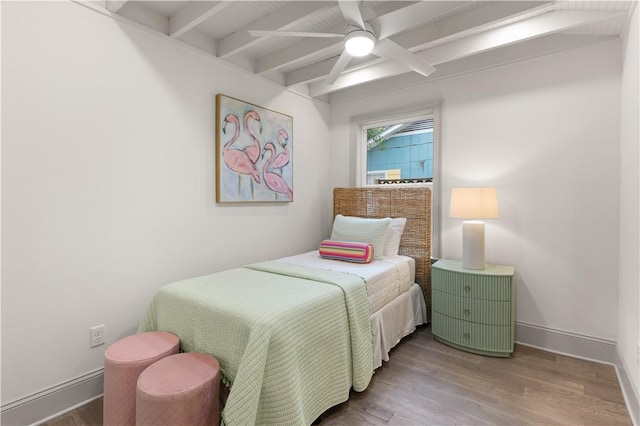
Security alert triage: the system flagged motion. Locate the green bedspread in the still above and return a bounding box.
[138,260,374,425]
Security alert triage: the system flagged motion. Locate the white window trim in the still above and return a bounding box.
[351,100,442,258]
[387,128,433,139]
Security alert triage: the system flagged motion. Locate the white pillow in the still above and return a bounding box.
[383,218,407,256]
[331,215,391,260]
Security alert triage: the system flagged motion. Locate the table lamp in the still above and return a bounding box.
[449,187,499,270]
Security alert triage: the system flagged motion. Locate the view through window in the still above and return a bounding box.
[365,119,434,185]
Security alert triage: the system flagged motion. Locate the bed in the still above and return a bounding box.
[138,186,431,425]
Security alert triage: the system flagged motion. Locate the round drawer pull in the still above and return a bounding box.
[463,309,470,316]
[463,332,470,339]
[464,285,471,292]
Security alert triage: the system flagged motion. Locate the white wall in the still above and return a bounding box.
[1,1,331,406]
[2,0,636,421]
[330,41,622,342]
[618,2,640,404]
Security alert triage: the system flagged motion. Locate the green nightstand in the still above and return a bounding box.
[431,259,515,357]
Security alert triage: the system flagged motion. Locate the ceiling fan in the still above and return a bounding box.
[248,1,436,85]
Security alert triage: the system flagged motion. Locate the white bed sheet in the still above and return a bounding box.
[276,251,414,314]
[371,282,426,368]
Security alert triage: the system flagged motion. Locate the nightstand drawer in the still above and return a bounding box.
[432,289,511,325]
[432,312,513,353]
[432,267,512,301]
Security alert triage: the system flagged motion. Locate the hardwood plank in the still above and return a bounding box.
[584,380,627,405]
[524,383,632,426]
[478,350,589,393]
[44,326,632,426]
[415,381,526,426]
[44,398,103,426]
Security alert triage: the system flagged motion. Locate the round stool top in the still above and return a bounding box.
[137,353,220,396]
[105,331,179,363]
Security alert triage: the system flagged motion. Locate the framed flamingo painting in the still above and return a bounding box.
[216,94,293,203]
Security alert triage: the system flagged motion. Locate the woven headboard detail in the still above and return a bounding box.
[333,187,432,320]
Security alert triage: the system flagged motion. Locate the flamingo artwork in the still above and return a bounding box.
[222,113,260,198]
[262,142,293,201]
[270,129,290,173]
[216,94,293,203]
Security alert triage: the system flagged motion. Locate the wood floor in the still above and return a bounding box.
[45,326,632,426]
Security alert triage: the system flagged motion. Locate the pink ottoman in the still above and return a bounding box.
[103,331,179,426]
[136,352,220,426]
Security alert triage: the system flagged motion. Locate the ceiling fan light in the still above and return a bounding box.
[345,30,375,57]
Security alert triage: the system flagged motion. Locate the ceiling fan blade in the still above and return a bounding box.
[249,30,344,38]
[372,38,436,77]
[326,50,352,85]
[338,0,366,29]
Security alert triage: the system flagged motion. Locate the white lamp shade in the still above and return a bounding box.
[450,186,499,270]
[449,187,499,219]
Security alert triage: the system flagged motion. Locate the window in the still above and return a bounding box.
[365,118,434,185]
[352,101,441,257]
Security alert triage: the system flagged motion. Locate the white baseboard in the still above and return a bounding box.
[0,369,104,426]
[516,321,616,364]
[615,346,640,426]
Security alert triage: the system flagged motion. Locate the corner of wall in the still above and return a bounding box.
[615,346,640,426]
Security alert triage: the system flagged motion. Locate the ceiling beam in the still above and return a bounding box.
[285,0,554,86]
[256,1,466,76]
[285,1,554,85]
[169,2,230,39]
[369,1,467,40]
[176,28,217,56]
[392,1,554,53]
[255,23,345,75]
[217,1,334,59]
[327,33,616,102]
[105,1,127,13]
[286,54,380,86]
[308,9,625,96]
[417,10,624,67]
[112,1,168,34]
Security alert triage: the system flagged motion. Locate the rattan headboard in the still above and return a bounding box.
[333,187,432,319]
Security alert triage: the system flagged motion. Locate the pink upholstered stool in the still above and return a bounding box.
[136,352,220,426]
[103,331,179,426]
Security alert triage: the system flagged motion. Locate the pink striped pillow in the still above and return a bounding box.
[319,240,374,263]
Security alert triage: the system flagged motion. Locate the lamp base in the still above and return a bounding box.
[462,221,485,270]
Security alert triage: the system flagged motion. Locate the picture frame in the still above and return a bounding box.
[216,94,293,203]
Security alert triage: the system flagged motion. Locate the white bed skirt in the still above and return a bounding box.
[371,283,427,369]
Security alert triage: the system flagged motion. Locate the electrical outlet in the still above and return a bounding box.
[90,325,105,348]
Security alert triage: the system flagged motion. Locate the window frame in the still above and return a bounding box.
[351,100,442,258]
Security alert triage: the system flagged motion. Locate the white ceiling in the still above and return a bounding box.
[102,0,635,100]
